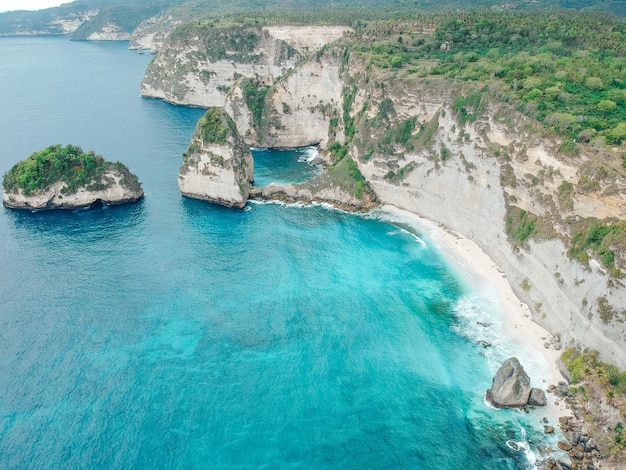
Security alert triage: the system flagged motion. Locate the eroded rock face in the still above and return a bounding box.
[487,357,531,408]
[140,24,350,109]
[178,107,253,208]
[2,176,143,210]
[528,387,548,406]
[2,151,144,210]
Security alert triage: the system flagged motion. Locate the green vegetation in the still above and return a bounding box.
[562,348,626,391]
[561,348,626,456]
[452,91,486,125]
[346,11,626,147]
[241,77,271,129]
[416,12,626,142]
[197,107,235,143]
[568,219,626,275]
[506,207,537,243]
[169,23,262,62]
[327,155,368,199]
[2,144,140,195]
[342,84,358,140]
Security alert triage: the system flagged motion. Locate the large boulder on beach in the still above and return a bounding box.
[528,387,547,406]
[486,357,531,408]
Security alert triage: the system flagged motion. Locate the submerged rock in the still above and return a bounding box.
[178,107,253,209]
[486,357,531,408]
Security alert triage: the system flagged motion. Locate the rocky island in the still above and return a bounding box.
[178,107,253,208]
[2,144,143,210]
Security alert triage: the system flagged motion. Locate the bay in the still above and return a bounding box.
[0,36,543,469]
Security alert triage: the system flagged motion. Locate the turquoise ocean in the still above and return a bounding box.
[0,37,555,469]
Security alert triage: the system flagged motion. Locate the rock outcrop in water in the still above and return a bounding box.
[486,357,546,409]
[178,107,253,208]
[2,144,143,210]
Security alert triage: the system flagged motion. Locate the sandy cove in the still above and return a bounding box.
[379,204,572,421]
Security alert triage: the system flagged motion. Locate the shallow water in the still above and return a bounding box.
[0,36,549,469]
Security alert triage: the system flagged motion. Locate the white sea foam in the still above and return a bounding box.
[296,146,319,163]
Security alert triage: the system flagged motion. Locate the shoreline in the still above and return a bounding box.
[378,204,572,421]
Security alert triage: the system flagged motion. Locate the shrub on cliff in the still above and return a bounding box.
[2,144,140,196]
[199,108,235,144]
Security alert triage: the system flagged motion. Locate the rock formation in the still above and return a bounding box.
[140,23,350,108]
[486,357,533,408]
[486,357,548,409]
[178,107,253,208]
[2,145,143,210]
[146,19,626,370]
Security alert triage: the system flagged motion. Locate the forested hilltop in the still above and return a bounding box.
[1,0,626,39]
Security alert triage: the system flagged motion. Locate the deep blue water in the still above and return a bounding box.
[0,37,547,469]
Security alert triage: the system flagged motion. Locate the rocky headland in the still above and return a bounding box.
[148,19,626,370]
[2,144,143,210]
[144,14,626,466]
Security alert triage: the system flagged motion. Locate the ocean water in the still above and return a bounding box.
[0,37,552,469]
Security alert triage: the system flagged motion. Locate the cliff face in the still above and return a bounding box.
[152,23,626,368]
[2,169,143,210]
[178,108,253,208]
[0,4,164,40]
[140,24,350,108]
[225,46,344,149]
[343,71,626,368]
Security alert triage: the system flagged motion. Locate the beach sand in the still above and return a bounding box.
[380,205,572,421]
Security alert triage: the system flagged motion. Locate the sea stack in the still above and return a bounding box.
[486,357,546,409]
[178,107,253,209]
[2,144,143,210]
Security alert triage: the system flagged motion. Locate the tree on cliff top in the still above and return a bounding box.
[2,144,140,196]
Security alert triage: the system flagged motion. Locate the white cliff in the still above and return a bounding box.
[178,108,253,208]
[140,23,351,108]
[3,169,143,210]
[225,47,344,149]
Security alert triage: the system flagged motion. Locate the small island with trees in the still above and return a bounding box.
[2,144,143,210]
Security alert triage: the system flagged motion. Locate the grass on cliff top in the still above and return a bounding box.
[2,144,140,196]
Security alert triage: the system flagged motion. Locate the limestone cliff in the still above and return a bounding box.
[178,107,253,208]
[336,67,626,368]
[153,20,626,369]
[252,46,626,368]
[140,22,350,108]
[225,44,344,149]
[2,174,143,210]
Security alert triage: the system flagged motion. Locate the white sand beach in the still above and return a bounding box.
[380,204,572,420]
